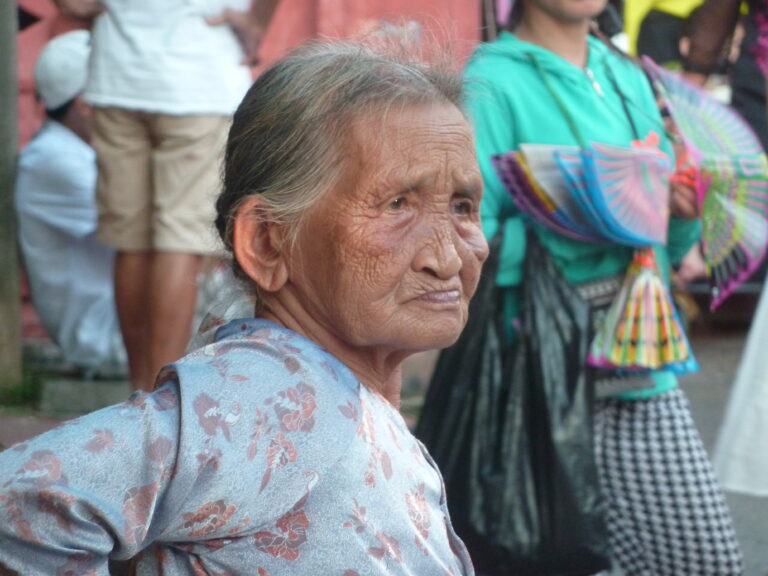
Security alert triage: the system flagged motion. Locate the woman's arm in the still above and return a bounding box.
[206,0,282,65]
[51,0,104,19]
[0,385,182,574]
[682,0,742,85]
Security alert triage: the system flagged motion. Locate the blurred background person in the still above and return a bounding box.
[712,276,768,498]
[683,0,768,151]
[681,0,768,503]
[52,0,280,392]
[624,0,703,68]
[15,29,125,377]
[461,0,744,572]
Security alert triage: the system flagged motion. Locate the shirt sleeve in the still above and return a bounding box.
[0,383,182,575]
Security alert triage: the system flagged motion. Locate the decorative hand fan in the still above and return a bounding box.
[519,144,605,238]
[492,152,598,241]
[588,248,698,372]
[642,56,768,309]
[554,143,671,246]
[488,52,696,374]
[492,143,695,374]
[494,143,672,246]
[554,147,637,244]
[582,143,670,246]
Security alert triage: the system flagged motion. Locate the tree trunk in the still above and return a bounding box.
[0,1,22,388]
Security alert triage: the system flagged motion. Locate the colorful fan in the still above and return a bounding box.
[582,143,670,246]
[554,147,636,244]
[643,57,768,309]
[494,143,672,246]
[588,248,698,372]
[519,143,605,238]
[492,142,696,374]
[554,143,671,246]
[492,151,600,241]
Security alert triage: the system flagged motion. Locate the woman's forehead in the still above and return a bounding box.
[346,103,472,160]
[335,109,478,199]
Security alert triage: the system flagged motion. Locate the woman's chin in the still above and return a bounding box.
[412,319,467,351]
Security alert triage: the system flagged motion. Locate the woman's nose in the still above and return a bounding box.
[413,225,463,280]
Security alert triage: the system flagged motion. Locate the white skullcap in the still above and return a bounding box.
[34,30,91,110]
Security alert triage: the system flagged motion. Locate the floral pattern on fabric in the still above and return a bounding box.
[0,318,474,576]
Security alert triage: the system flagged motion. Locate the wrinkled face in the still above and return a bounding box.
[287,103,488,354]
[524,0,607,23]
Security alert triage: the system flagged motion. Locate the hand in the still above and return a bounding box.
[52,0,104,19]
[670,177,700,219]
[674,242,708,289]
[206,9,267,66]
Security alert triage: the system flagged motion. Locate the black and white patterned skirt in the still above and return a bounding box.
[594,388,744,576]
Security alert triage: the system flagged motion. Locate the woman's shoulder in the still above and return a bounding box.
[168,318,363,443]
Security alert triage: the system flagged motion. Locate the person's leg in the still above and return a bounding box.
[92,108,154,391]
[146,251,201,381]
[114,251,152,391]
[146,113,229,379]
[595,390,743,576]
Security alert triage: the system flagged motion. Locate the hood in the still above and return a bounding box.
[470,31,614,80]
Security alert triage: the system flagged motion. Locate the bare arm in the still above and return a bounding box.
[50,0,104,19]
[206,0,282,65]
[682,0,741,85]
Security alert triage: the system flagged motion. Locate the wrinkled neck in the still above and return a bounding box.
[259,292,407,409]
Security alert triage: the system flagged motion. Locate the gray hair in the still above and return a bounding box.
[215,40,465,287]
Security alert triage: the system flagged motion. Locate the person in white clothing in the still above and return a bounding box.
[53,0,281,391]
[712,280,768,496]
[15,30,125,375]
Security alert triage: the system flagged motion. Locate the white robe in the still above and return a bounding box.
[713,280,768,496]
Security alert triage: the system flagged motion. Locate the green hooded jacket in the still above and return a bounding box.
[464,32,700,399]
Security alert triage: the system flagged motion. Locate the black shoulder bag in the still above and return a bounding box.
[416,231,611,575]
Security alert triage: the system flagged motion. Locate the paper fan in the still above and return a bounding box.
[553,144,671,247]
[492,151,600,241]
[699,155,768,308]
[643,56,768,308]
[493,142,695,373]
[554,148,623,243]
[581,143,671,246]
[518,144,604,237]
[588,248,698,372]
[643,57,764,158]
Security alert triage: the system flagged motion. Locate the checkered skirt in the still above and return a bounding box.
[594,388,744,575]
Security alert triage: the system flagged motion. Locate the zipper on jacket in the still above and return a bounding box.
[584,67,605,97]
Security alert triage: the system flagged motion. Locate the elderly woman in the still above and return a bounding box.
[0,42,487,575]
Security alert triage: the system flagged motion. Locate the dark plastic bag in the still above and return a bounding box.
[416,233,611,575]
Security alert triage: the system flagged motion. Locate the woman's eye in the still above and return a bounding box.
[388,197,405,211]
[452,199,473,215]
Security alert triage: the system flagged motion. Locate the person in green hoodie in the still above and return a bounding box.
[463,0,743,573]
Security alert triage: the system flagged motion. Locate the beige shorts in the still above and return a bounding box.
[92,108,229,254]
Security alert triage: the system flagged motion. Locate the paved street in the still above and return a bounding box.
[1,306,766,574]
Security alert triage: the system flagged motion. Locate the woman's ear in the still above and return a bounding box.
[232,196,289,293]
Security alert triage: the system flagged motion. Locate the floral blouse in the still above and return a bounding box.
[0,319,474,576]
